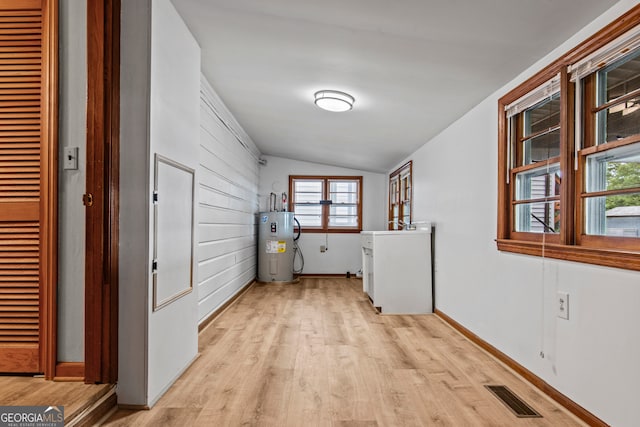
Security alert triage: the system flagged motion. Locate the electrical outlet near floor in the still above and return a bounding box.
[557,291,569,320]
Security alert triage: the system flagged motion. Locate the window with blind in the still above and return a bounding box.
[497,6,640,270]
[505,79,562,241]
[289,176,362,233]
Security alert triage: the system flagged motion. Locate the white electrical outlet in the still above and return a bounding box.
[63,146,78,170]
[320,245,326,253]
[557,291,569,320]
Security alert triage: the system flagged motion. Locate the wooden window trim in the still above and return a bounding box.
[388,161,412,230]
[289,175,363,233]
[497,4,640,270]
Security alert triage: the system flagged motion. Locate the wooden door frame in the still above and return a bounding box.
[42,0,59,379]
[85,0,120,384]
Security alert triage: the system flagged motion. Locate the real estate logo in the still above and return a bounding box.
[0,406,64,427]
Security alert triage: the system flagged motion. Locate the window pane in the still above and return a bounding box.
[296,215,322,227]
[329,180,357,193]
[295,192,322,203]
[294,204,322,216]
[596,97,640,144]
[515,201,560,233]
[329,180,358,204]
[330,192,358,204]
[523,129,560,164]
[329,216,358,227]
[596,49,640,145]
[515,164,561,201]
[294,180,322,193]
[586,143,640,193]
[598,49,640,104]
[585,193,640,237]
[524,93,560,136]
[330,205,357,216]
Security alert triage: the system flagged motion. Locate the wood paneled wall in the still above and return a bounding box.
[197,76,260,324]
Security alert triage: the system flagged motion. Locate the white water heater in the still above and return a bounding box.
[258,212,295,282]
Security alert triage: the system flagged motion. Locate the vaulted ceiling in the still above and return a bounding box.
[171,0,619,172]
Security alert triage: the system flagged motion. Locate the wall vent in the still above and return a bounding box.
[485,385,542,418]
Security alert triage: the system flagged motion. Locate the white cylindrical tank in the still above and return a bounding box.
[257,212,294,282]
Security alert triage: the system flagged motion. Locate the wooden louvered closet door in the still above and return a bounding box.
[0,0,57,374]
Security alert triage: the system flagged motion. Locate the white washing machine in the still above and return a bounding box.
[361,228,432,314]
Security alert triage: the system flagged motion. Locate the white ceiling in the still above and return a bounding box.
[171,0,619,173]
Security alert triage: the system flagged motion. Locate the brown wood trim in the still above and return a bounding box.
[578,134,640,155]
[497,102,509,240]
[509,232,561,244]
[434,309,608,427]
[519,125,561,142]
[593,86,640,112]
[512,196,560,206]
[54,362,85,381]
[85,0,120,384]
[198,280,255,332]
[41,0,59,380]
[579,234,640,251]
[559,66,575,245]
[117,404,150,411]
[497,239,640,271]
[389,161,412,178]
[581,186,640,198]
[510,156,561,174]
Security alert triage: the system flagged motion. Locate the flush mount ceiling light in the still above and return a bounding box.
[314,90,355,112]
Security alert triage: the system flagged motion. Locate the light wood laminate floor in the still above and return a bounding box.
[104,278,585,426]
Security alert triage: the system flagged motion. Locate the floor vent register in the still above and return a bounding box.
[485,385,542,418]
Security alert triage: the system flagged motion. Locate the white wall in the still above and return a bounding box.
[119,0,200,407]
[119,0,151,405]
[198,76,261,324]
[57,0,86,362]
[259,156,386,275]
[147,0,200,406]
[396,1,640,426]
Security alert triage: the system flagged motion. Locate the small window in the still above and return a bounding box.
[388,161,412,230]
[505,78,561,242]
[289,176,362,233]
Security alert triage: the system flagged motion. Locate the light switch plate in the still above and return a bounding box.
[63,146,78,170]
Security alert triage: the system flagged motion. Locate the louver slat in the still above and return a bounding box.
[0,1,44,373]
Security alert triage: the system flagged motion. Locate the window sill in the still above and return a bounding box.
[496,239,640,271]
[300,229,362,234]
